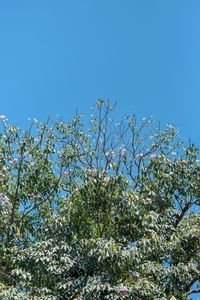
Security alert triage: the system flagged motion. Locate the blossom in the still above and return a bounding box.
[131,271,140,279]
[171,151,177,156]
[104,176,111,182]
[118,286,129,293]
[0,115,7,122]
[105,150,115,158]
[149,154,156,159]
[148,229,156,236]
[119,148,126,156]
[136,153,144,159]
[167,124,174,129]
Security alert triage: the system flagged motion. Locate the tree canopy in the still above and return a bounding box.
[0,101,199,299]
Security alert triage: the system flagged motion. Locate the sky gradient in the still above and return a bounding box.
[1,1,200,147]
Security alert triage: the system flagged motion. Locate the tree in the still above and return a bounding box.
[0,101,199,299]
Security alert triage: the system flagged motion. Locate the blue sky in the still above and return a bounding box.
[1,1,200,147]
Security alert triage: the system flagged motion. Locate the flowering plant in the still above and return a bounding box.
[0,101,199,299]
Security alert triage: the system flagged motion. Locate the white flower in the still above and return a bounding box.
[87,168,93,175]
[0,115,7,122]
[105,151,115,158]
[131,271,140,278]
[118,286,129,293]
[104,176,111,182]
[119,148,126,156]
[167,124,174,129]
[136,153,144,159]
[148,229,156,236]
[171,151,177,156]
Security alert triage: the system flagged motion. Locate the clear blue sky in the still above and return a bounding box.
[0,2,199,298]
[1,0,200,147]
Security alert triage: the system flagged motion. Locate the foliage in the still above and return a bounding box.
[0,101,199,299]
